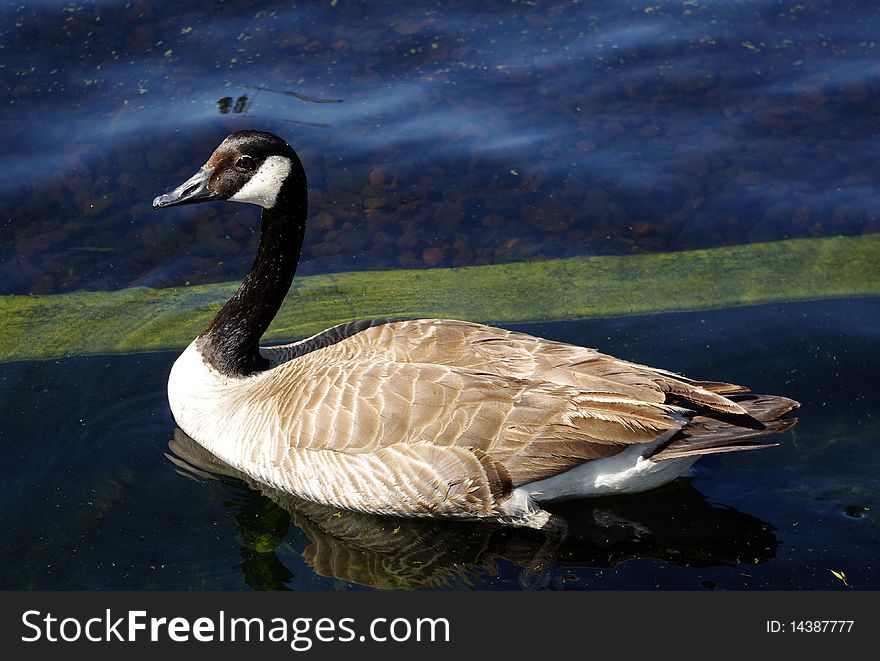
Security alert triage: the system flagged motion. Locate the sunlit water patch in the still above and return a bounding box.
[2,0,879,294]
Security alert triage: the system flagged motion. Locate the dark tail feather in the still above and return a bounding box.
[692,380,751,395]
[649,394,799,462]
[725,393,800,420]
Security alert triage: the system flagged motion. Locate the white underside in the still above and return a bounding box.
[518,435,698,503]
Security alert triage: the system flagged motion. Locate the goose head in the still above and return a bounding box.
[152,130,302,211]
[152,130,310,377]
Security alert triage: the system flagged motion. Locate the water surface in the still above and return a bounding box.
[0,1,877,590]
[1,300,876,590]
[2,0,879,294]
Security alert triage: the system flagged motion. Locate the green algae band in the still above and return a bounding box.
[2,234,878,364]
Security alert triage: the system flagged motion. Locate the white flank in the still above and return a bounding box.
[229,155,292,208]
[518,432,698,502]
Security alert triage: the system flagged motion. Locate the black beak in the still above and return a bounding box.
[152,168,219,209]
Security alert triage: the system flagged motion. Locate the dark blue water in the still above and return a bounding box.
[1,1,878,590]
[1,299,877,590]
[2,0,879,294]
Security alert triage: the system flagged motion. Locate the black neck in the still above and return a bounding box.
[196,162,308,376]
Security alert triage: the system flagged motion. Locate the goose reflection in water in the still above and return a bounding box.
[166,428,778,590]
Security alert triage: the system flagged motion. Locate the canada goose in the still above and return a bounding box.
[153,130,798,530]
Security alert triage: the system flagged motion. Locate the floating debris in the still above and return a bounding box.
[830,569,850,587]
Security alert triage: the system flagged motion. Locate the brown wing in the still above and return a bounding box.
[257,319,701,486]
[266,318,750,413]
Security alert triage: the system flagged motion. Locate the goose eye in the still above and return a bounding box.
[235,155,256,172]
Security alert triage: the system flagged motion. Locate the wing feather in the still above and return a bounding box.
[252,318,788,490]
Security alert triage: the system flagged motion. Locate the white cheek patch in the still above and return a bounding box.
[229,155,292,208]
